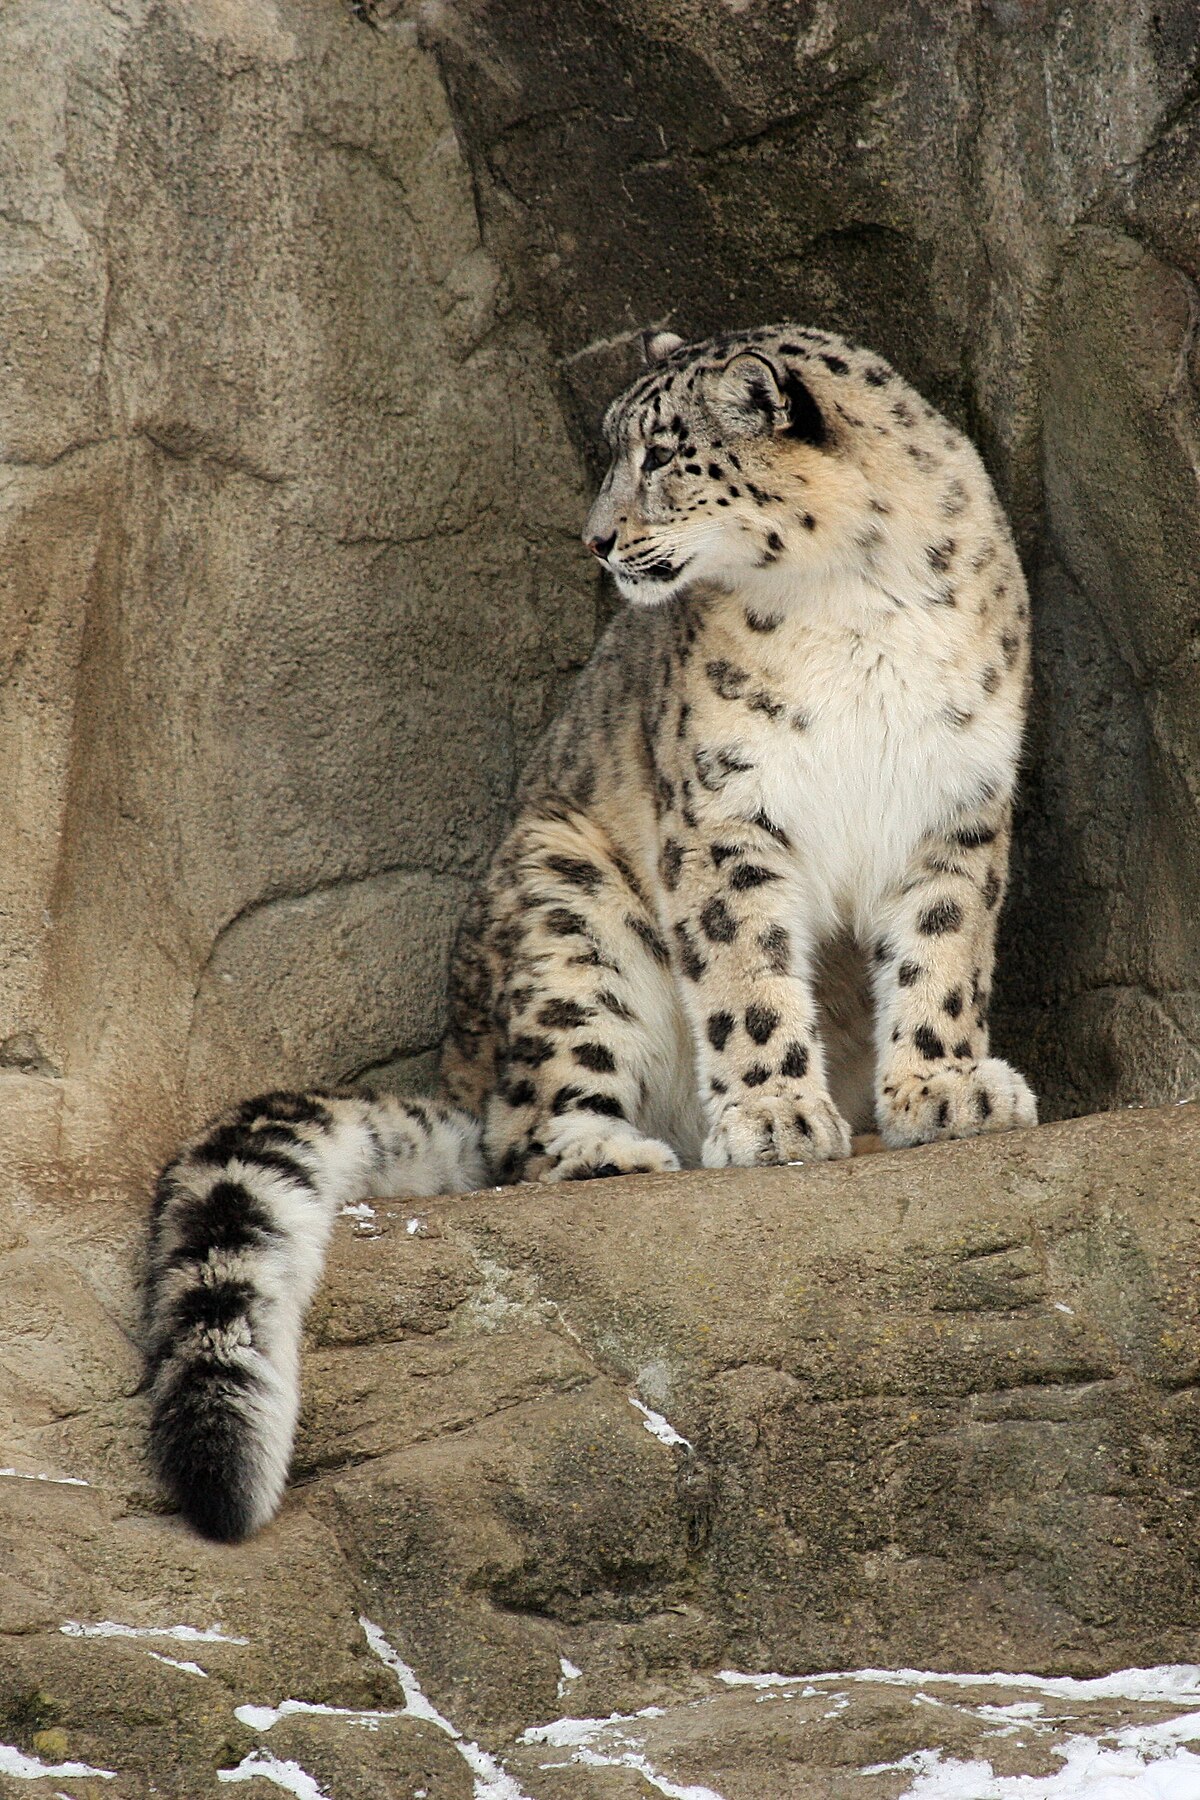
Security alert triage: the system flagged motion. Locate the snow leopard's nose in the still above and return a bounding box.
[587,531,617,562]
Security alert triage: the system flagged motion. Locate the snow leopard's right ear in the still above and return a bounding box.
[640,330,684,366]
[715,351,828,449]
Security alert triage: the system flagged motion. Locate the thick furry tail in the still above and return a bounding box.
[145,1088,484,1542]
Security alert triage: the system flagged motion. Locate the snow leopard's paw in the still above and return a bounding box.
[702,1092,852,1167]
[538,1119,681,1182]
[878,1057,1037,1148]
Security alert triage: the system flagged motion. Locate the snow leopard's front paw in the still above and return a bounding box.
[539,1120,681,1183]
[878,1057,1037,1149]
[701,1092,852,1168]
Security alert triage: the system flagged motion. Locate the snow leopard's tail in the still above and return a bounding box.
[145,1088,485,1543]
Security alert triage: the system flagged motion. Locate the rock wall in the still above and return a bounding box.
[3,0,1198,1195]
[3,1105,1200,1790]
[0,0,593,1187]
[429,0,1200,1121]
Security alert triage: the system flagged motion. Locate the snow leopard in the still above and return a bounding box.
[147,324,1037,1540]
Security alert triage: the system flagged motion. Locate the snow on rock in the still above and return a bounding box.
[147,1653,209,1677]
[61,1620,248,1644]
[217,1750,331,1798]
[628,1396,692,1450]
[711,1666,1200,1798]
[717,1665,1200,1704]
[556,1657,583,1700]
[897,1739,1200,1797]
[234,1699,401,1733]
[0,1468,89,1487]
[0,1743,115,1781]
[359,1616,531,1799]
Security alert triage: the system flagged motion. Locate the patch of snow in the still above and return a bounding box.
[1115,1713,1200,1750]
[719,1666,1200,1798]
[864,1750,944,1779]
[456,1739,535,1797]
[359,1616,531,1799]
[340,1202,383,1231]
[234,1700,401,1732]
[717,1665,1200,1705]
[563,1746,726,1800]
[360,1618,458,1733]
[629,1396,692,1450]
[715,1671,797,1689]
[523,1708,715,1796]
[341,1200,382,1237]
[406,1216,423,1234]
[217,1750,331,1798]
[0,1742,113,1785]
[1053,1303,1075,1315]
[898,1739,1200,1797]
[0,1468,89,1487]
[61,1620,248,1644]
[522,1709,666,1749]
[148,1653,208,1677]
[557,1657,582,1699]
[237,1706,286,1734]
[0,1743,115,1780]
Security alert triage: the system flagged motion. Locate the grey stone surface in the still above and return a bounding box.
[0,0,594,1189]
[5,8,1200,1794]
[1,1107,1198,1792]
[428,0,1200,1122]
[507,1670,1200,1799]
[3,0,1198,1182]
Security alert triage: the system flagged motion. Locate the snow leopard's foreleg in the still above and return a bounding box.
[481,814,685,1184]
[662,805,854,1168]
[871,801,1037,1146]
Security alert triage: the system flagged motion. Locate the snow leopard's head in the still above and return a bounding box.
[583,325,885,607]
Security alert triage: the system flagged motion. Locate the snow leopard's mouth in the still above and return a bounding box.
[615,553,693,588]
[637,556,692,583]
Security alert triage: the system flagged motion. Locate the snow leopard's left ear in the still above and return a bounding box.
[641,329,684,366]
[715,351,828,449]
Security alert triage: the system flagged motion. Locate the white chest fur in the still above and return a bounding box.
[694,575,1020,936]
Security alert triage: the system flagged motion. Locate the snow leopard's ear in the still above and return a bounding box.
[640,329,684,366]
[715,351,827,449]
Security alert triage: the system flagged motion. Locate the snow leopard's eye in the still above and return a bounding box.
[642,444,675,475]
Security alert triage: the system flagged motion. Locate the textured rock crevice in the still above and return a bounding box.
[0,0,594,1190]
[2,1106,1199,1793]
[5,0,1200,1184]
[422,0,1200,1123]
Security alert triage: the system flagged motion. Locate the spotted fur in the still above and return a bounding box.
[145,1089,483,1541]
[443,323,1037,1175]
[150,322,1037,1542]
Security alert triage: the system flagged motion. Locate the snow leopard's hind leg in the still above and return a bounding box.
[462,811,697,1184]
[145,1088,484,1542]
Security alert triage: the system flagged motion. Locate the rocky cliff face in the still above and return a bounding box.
[4,12,1200,1789]
[429,0,1200,1123]
[0,0,594,1189]
[2,8,1198,1157]
[2,1107,1199,1793]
